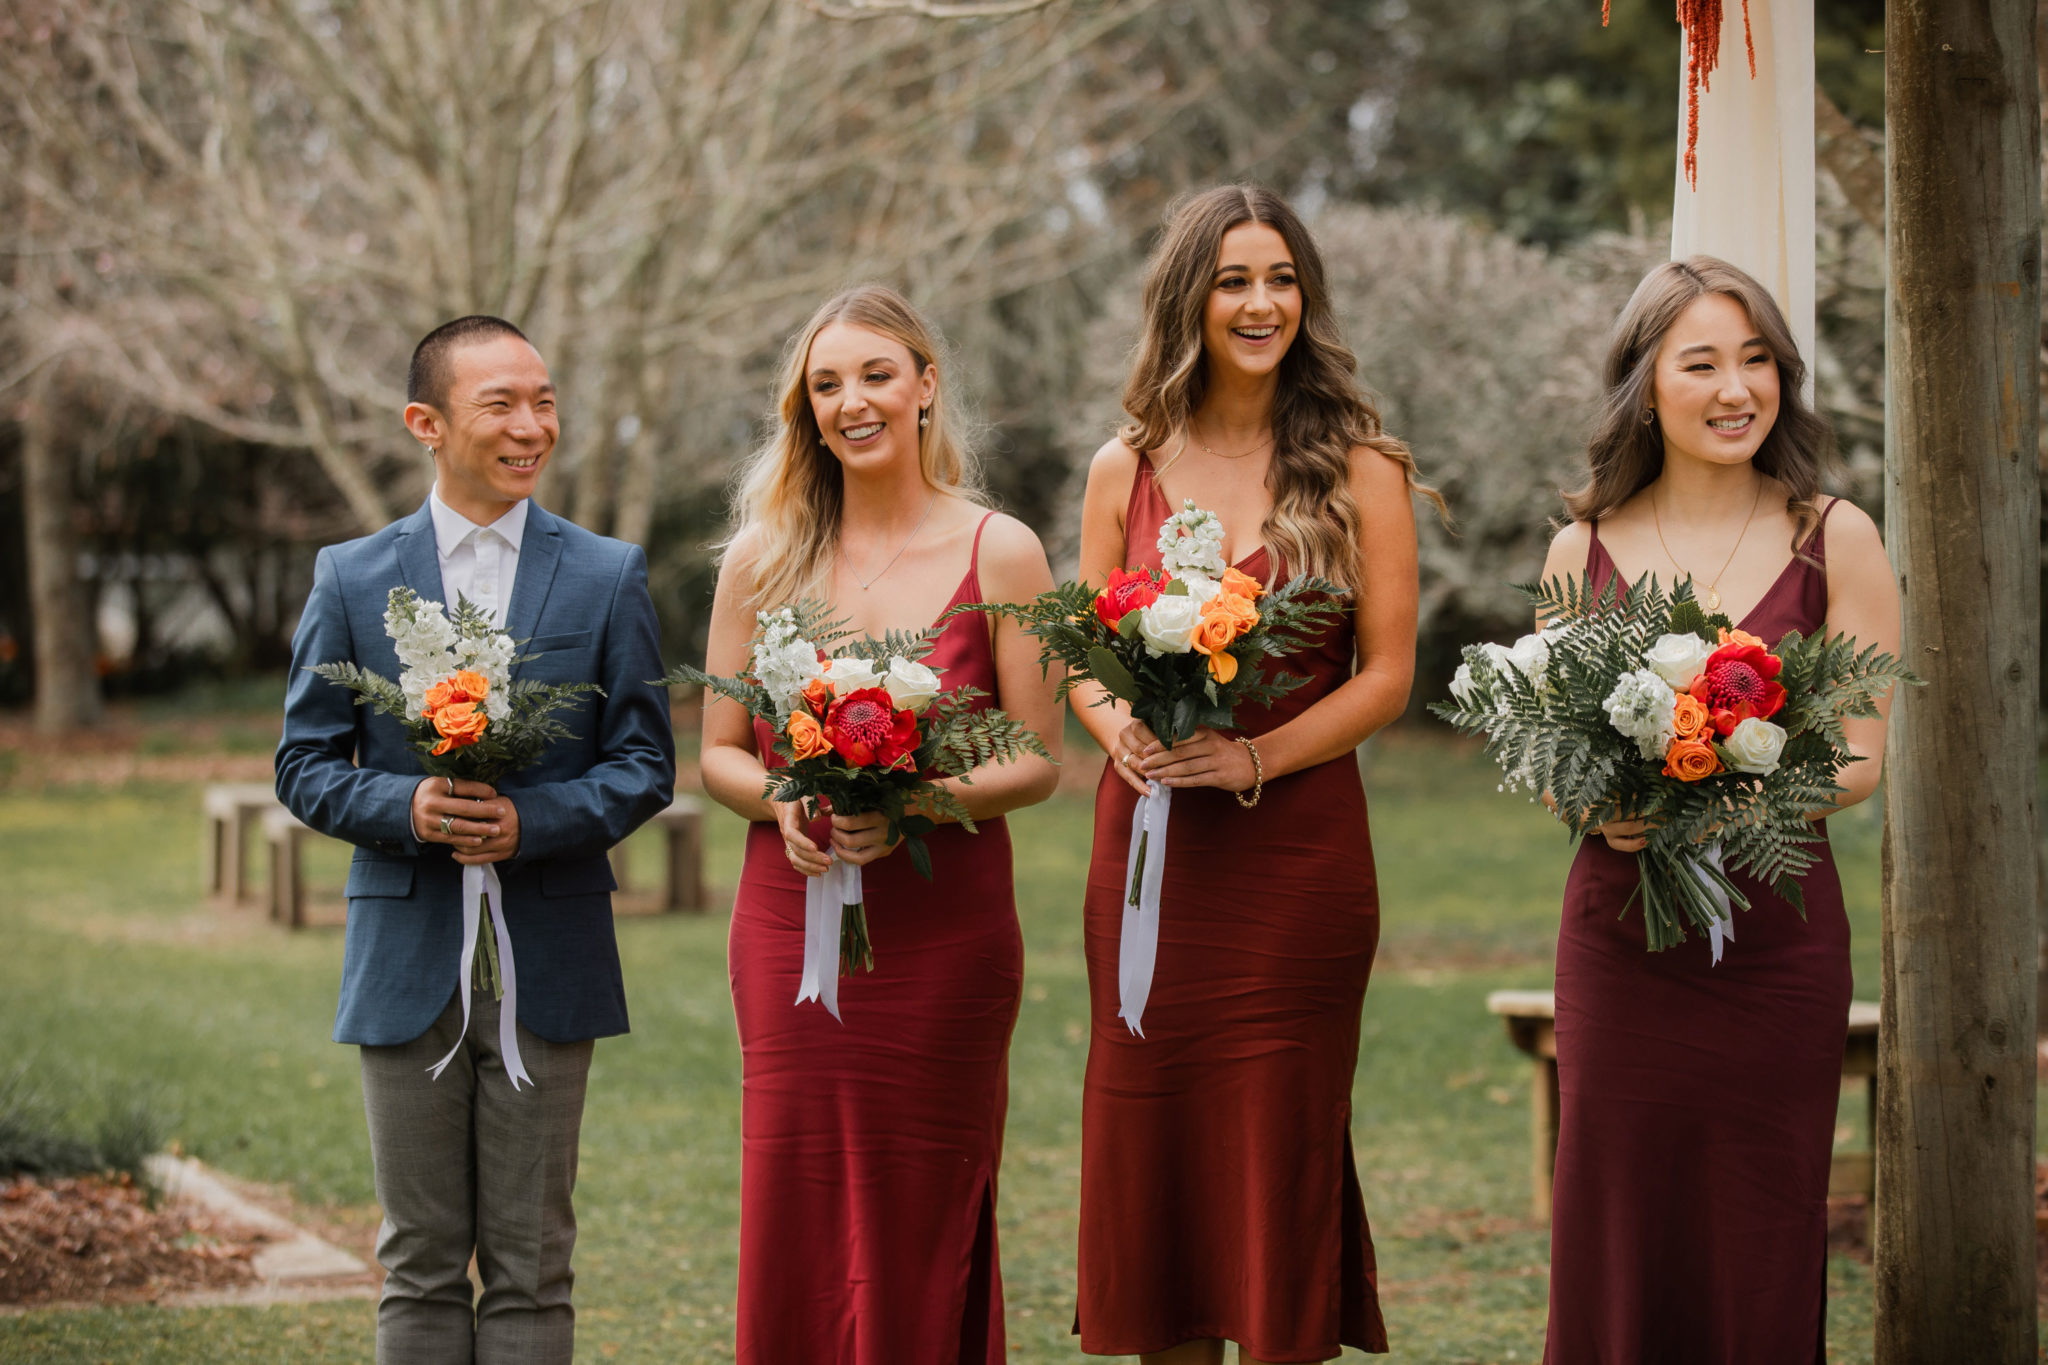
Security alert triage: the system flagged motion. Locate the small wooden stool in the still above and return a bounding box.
[609,796,707,913]
[1485,989,1881,1220]
[203,782,283,903]
[261,806,312,929]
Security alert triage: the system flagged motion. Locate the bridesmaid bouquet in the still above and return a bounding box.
[311,586,604,1090]
[973,499,1348,1033]
[659,601,1049,1017]
[1430,574,1915,956]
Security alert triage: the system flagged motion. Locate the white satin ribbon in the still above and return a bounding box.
[1696,842,1736,966]
[427,862,533,1091]
[797,857,862,1021]
[1117,781,1172,1037]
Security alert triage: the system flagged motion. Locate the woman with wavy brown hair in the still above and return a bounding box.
[1536,256,1898,1363]
[1069,184,1437,1363]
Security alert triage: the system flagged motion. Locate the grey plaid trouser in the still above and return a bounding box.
[359,988,594,1365]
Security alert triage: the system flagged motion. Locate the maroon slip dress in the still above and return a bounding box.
[1075,458,1389,1362]
[1543,501,1850,1365]
[730,514,1022,1364]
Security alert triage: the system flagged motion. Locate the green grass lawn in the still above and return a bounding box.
[0,728,1901,1362]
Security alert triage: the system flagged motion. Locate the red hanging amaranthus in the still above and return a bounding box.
[1603,1,1756,187]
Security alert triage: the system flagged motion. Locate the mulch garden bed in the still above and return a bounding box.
[0,1174,261,1309]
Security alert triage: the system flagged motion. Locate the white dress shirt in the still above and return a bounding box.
[429,486,529,628]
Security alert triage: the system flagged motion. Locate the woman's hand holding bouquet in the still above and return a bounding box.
[1432,575,1916,956]
[659,602,1049,1018]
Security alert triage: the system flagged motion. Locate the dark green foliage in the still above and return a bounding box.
[0,1067,167,1189]
[1430,572,1917,949]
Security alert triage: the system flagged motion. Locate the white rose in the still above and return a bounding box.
[1450,662,1480,707]
[1179,572,1223,604]
[823,655,884,693]
[1722,717,1787,775]
[882,657,942,713]
[1504,631,1552,687]
[1479,641,1514,674]
[1136,592,1203,655]
[1643,632,1715,689]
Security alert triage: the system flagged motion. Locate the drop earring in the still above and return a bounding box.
[919,409,930,429]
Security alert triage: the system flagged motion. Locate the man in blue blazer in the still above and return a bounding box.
[277,315,675,1365]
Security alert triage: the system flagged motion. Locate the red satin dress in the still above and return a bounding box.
[730,515,1022,1364]
[1544,502,1850,1365]
[1075,460,1388,1361]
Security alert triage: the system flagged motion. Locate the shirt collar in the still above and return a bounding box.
[429,486,529,557]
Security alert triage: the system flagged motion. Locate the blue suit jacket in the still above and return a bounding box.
[276,500,676,1046]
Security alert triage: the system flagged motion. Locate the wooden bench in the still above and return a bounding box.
[261,805,314,929]
[1485,989,1881,1220]
[203,782,283,903]
[609,796,707,913]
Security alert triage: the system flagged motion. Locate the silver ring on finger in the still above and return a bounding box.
[444,776,455,797]
[439,815,455,835]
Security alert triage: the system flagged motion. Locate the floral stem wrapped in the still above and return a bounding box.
[658,600,1050,995]
[1430,574,1917,953]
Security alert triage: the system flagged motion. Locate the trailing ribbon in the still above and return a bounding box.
[1695,842,1736,966]
[797,856,863,1021]
[427,862,533,1091]
[1117,780,1172,1036]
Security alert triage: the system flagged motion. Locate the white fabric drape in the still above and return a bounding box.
[1669,0,1816,400]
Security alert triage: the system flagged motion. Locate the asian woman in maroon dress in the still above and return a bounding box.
[698,285,1063,1363]
[1069,185,1440,1364]
[1536,257,1900,1364]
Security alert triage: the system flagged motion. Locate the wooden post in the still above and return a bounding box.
[1877,2,2041,1359]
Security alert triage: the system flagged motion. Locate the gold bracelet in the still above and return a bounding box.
[1233,736,1264,809]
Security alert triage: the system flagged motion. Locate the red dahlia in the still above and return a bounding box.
[1688,642,1787,737]
[823,687,920,771]
[1095,566,1168,627]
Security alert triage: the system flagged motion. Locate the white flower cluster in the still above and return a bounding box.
[749,608,946,718]
[1603,669,1679,760]
[385,591,513,721]
[752,609,825,722]
[1157,499,1227,580]
[1450,622,1570,714]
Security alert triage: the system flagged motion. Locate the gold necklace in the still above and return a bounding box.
[1192,418,1273,461]
[846,491,937,591]
[1650,475,1764,613]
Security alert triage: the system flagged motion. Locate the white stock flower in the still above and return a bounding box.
[1179,572,1224,604]
[1643,632,1716,690]
[1603,668,1679,760]
[753,637,823,721]
[1722,717,1787,775]
[823,655,885,693]
[1136,592,1203,655]
[882,657,942,713]
[1157,499,1228,579]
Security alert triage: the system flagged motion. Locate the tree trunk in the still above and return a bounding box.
[1877,2,2041,1360]
[21,369,102,734]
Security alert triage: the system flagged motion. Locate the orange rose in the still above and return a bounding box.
[1662,735,1721,783]
[1191,592,1258,684]
[1717,627,1767,650]
[429,700,488,755]
[423,669,490,714]
[1218,566,1266,600]
[786,709,833,760]
[800,677,834,715]
[1670,692,1710,741]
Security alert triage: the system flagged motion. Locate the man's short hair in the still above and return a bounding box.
[407,315,531,412]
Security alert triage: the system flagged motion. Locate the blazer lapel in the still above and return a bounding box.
[506,503,563,652]
[394,501,441,601]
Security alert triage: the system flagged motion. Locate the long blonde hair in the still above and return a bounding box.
[1120,184,1445,591]
[724,284,987,607]
[1566,256,1835,554]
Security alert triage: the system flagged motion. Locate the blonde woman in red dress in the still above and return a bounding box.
[1070,185,1439,1363]
[698,284,1062,1363]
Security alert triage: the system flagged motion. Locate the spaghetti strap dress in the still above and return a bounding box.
[1074,458,1389,1361]
[730,513,1022,1364]
[1543,501,1851,1365]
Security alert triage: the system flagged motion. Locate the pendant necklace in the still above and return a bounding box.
[848,491,938,591]
[1651,474,1764,613]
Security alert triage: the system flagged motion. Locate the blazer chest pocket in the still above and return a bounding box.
[345,857,415,899]
[523,631,591,658]
[519,631,595,681]
[540,856,618,899]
